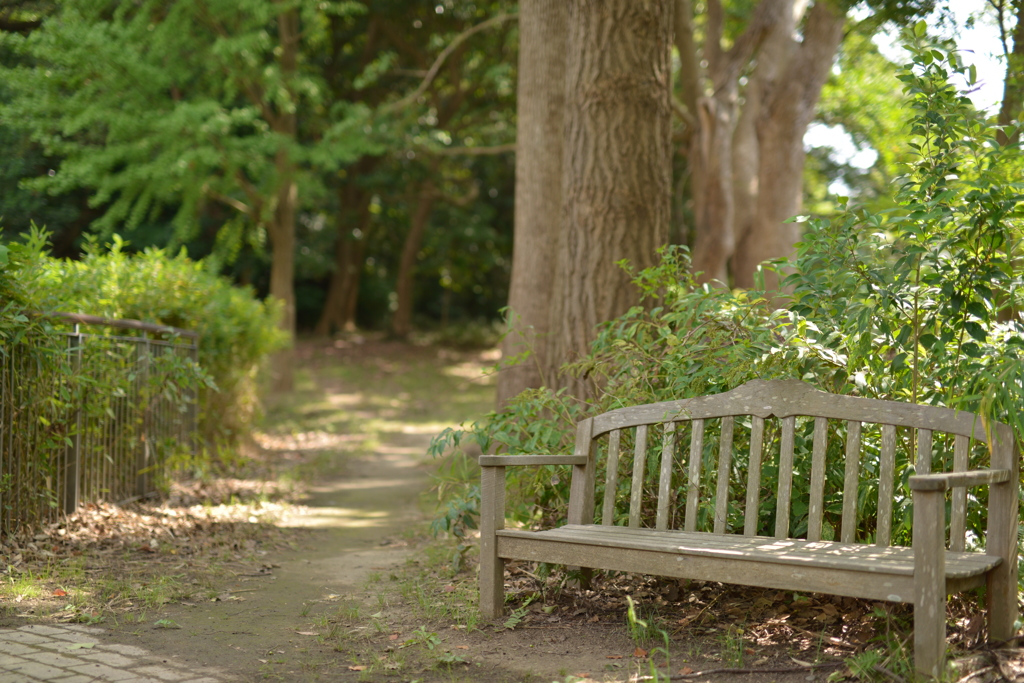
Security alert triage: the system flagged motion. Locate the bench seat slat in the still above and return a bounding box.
[495,525,1000,581]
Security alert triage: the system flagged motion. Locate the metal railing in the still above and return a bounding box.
[0,313,198,534]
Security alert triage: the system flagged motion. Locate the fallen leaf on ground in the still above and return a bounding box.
[348,665,367,671]
[53,589,67,597]
[388,634,399,640]
[456,645,469,650]
[633,647,648,657]
[442,585,456,592]
[295,631,317,636]
[679,667,694,675]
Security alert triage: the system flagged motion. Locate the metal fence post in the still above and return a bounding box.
[135,331,150,498]
[63,325,83,515]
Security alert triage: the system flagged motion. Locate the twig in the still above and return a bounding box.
[790,624,860,650]
[954,665,995,683]
[380,13,517,115]
[648,661,845,680]
[871,664,907,683]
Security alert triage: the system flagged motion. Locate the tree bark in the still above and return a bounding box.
[496,0,569,406]
[267,6,300,390]
[997,0,1024,147]
[683,0,783,285]
[547,0,674,399]
[315,164,375,336]
[731,0,845,291]
[391,180,437,338]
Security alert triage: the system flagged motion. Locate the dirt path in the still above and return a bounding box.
[102,432,435,681]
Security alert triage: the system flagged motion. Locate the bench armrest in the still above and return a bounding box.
[909,469,1011,492]
[478,454,588,467]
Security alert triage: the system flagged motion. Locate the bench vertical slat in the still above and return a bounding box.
[840,420,863,544]
[684,419,705,532]
[629,425,649,528]
[714,416,734,534]
[807,417,828,542]
[774,416,796,539]
[949,434,969,552]
[656,423,677,530]
[602,429,622,526]
[917,428,933,474]
[877,424,897,546]
[743,416,765,537]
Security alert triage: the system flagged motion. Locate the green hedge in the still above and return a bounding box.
[1,228,287,464]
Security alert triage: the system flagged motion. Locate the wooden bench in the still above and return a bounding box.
[478,379,1019,677]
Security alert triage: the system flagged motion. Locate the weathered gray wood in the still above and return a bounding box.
[876,424,897,546]
[713,416,734,535]
[479,465,506,618]
[480,378,1020,678]
[567,419,595,526]
[917,428,933,475]
[807,417,827,542]
[497,525,999,579]
[744,416,765,537]
[985,433,1018,642]
[909,469,1011,491]
[774,416,796,539]
[684,419,704,532]
[656,423,676,530]
[479,454,588,467]
[949,435,969,552]
[840,421,862,544]
[602,429,622,526]
[913,487,947,679]
[591,379,991,444]
[629,425,649,529]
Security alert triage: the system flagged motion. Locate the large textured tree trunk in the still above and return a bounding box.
[496,0,568,406]
[267,7,300,390]
[391,180,436,338]
[731,0,844,290]
[546,0,674,400]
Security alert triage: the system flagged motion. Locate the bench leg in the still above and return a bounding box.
[986,477,1018,644]
[479,466,506,619]
[986,556,1017,643]
[914,489,947,679]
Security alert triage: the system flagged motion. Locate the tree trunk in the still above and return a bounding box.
[997,0,1024,147]
[731,0,844,291]
[547,0,674,399]
[496,0,569,406]
[267,6,300,391]
[315,174,374,336]
[391,180,436,338]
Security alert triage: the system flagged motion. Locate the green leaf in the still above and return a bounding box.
[964,321,987,342]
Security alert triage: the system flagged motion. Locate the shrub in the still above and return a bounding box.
[431,28,1024,549]
[2,228,287,462]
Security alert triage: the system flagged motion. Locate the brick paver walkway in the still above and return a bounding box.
[0,624,227,682]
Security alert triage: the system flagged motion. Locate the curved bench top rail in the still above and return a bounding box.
[590,379,1010,446]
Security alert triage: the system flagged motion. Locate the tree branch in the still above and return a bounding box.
[423,142,516,156]
[380,12,518,116]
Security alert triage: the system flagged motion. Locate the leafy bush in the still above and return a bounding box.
[2,228,287,460]
[431,28,1024,549]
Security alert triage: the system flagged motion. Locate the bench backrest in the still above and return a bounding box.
[574,379,1015,549]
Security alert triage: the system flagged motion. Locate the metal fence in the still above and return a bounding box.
[0,313,198,534]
